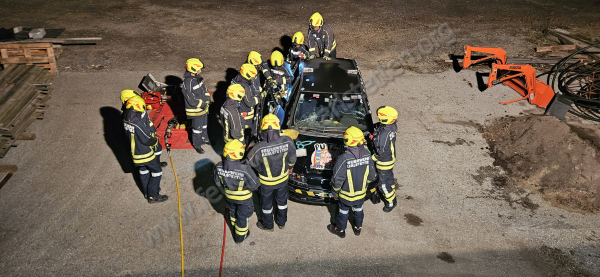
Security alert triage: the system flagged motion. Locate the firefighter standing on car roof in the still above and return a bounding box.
[288,31,309,70]
[121,90,167,167]
[265,51,294,101]
[372,106,399,212]
[123,95,168,204]
[214,140,260,244]
[307,12,336,60]
[246,114,297,231]
[328,126,377,238]
[231,64,261,141]
[182,58,212,154]
[220,84,246,143]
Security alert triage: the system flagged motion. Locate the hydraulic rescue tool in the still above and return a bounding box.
[453,45,556,108]
[138,73,197,149]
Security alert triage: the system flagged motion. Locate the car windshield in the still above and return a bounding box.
[294,92,368,131]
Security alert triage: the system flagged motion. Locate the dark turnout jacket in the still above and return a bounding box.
[214,159,260,204]
[182,71,211,118]
[332,145,377,205]
[220,98,244,141]
[372,123,397,170]
[123,111,158,166]
[246,130,297,188]
[230,74,260,119]
[308,23,336,57]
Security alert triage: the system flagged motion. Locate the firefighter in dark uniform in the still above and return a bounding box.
[182,58,211,154]
[307,12,336,60]
[220,84,246,143]
[328,126,377,237]
[246,114,297,231]
[288,31,309,70]
[231,63,261,140]
[120,90,167,167]
[214,140,260,244]
[372,106,399,212]
[264,51,294,106]
[123,95,168,203]
[248,51,271,87]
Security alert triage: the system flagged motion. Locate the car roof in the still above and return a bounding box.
[300,58,362,94]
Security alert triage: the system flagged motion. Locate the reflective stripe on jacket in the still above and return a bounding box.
[123,111,156,165]
[214,159,260,204]
[308,23,336,57]
[247,131,297,186]
[332,145,377,204]
[182,71,211,118]
[372,123,397,170]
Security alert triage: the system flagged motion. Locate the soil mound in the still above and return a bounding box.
[484,115,600,213]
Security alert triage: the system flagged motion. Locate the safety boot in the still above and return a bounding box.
[160,162,168,167]
[327,224,345,238]
[352,225,362,236]
[256,221,274,232]
[235,230,250,245]
[383,199,397,213]
[148,194,168,204]
[195,147,205,154]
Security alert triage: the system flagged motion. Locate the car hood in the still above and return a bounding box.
[293,132,345,189]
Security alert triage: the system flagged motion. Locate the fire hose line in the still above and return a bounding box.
[168,153,185,277]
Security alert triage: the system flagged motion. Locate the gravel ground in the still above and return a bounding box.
[1,0,600,276]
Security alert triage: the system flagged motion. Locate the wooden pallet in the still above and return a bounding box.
[0,64,53,158]
[0,43,57,75]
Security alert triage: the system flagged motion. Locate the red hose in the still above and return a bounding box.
[219,213,226,277]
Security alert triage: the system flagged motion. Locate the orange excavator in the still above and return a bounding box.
[453,45,555,108]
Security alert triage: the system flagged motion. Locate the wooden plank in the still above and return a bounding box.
[0,37,102,45]
[536,44,576,53]
[0,164,17,189]
[16,132,35,140]
[46,46,57,76]
[6,49,50,56]
[0,56,54,64]
[0,43,53,49]
[545,29,600,56]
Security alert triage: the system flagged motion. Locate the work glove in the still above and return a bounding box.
[323,56,331,61]
[308,54,316,60]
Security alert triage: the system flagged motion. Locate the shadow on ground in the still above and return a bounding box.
[100,106,144,195]
[192,158,225,216]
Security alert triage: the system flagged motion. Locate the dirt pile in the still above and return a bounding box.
[484,115,600,213]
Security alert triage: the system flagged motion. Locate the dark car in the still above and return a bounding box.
[260,58,377,204]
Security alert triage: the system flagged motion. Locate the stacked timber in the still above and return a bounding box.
[0,64,52,158]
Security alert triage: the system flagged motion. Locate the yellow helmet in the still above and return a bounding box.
[292,31,304,45]
[223,140,245,160]
[125,95,146,112]
[120,89,139,104]
[309,12,324,28]
[377,106,398,124]
[344,126,365,147]
[248,51,262,65]
[271,51,284,67]
[227,84,246,101]
[240,63,258,80]
[261,113,281,130]
[186,58,204,74]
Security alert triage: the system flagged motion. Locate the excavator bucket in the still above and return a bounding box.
[529,79,555,108]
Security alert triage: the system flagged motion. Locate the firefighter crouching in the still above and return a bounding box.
[372,106,399,212]
[328,126,377,237]
[182,58,212,154]
[246,114,297,231]
[123,95,168,204]
[231,63,261,141]
[220,84,246,143]
[214,140,260,244]
[288,31,309,70]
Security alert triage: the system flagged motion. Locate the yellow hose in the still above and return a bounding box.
[169,155,185,277]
